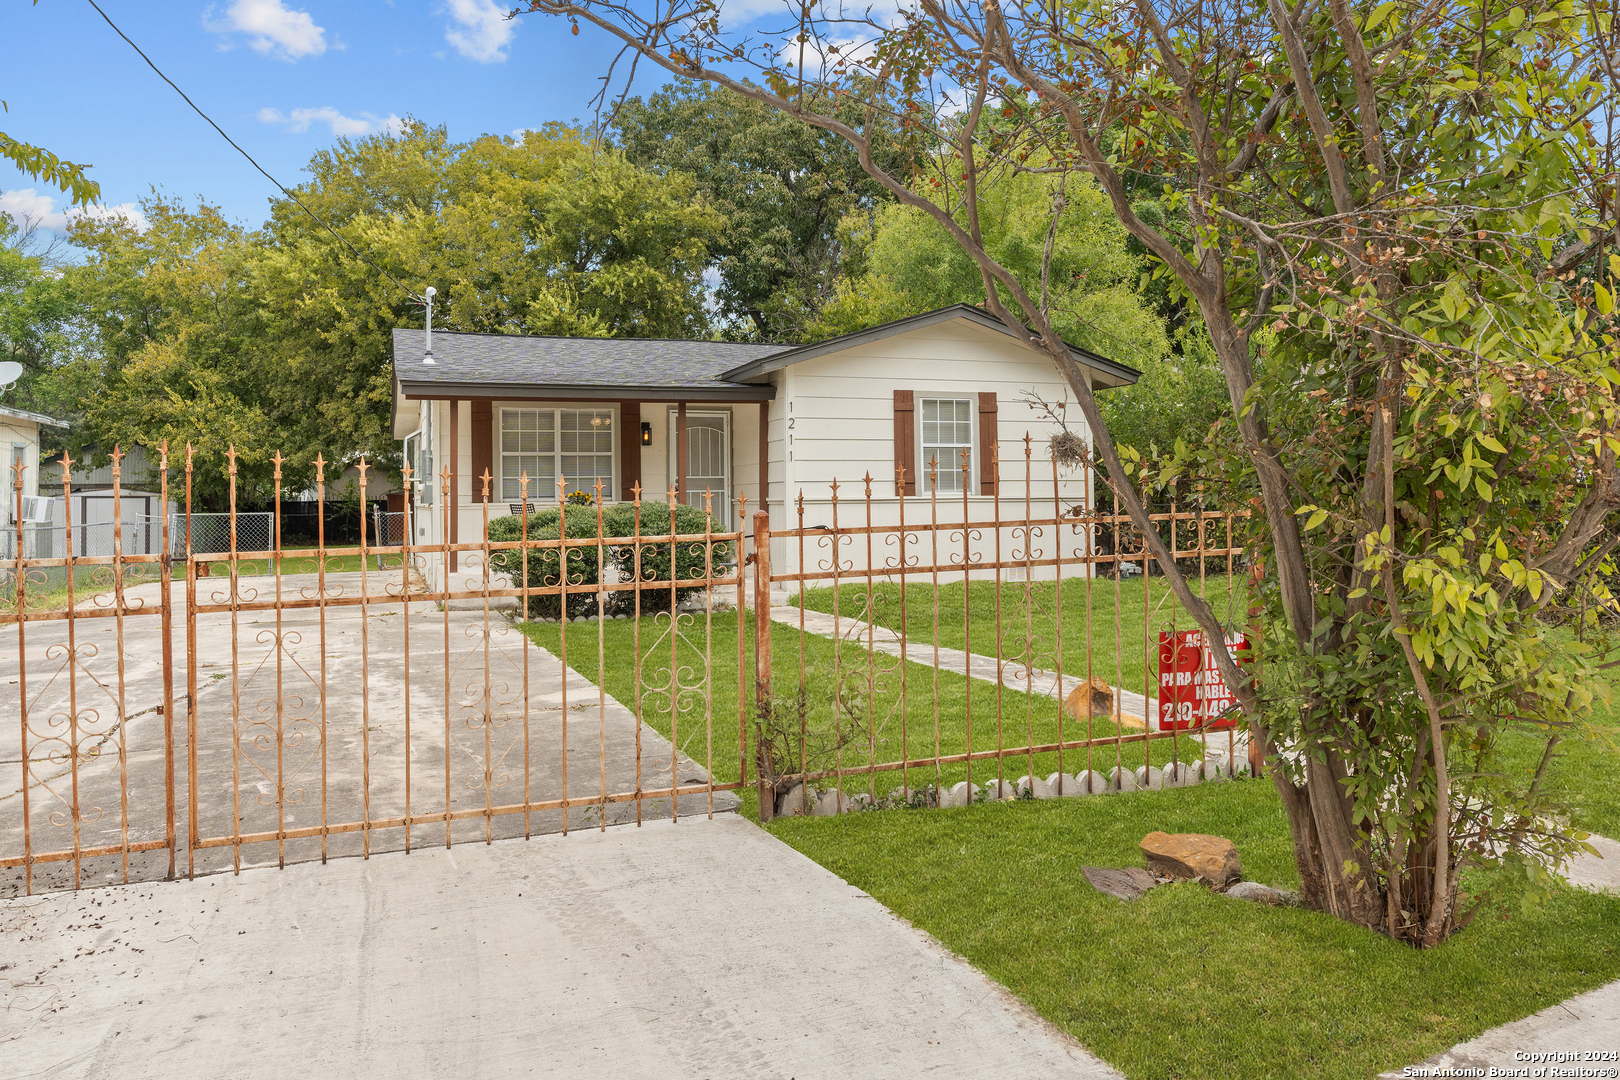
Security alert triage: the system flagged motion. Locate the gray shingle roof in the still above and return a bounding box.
[392,329,790,400]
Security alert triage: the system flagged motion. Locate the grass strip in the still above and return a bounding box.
[768,781,1620,1080]
[518,611,1214,814]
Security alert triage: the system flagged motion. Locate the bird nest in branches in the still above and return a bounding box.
[1049,430,1087,468]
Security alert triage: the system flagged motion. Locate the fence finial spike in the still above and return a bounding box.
[159,440,169,471]
[272,450,283,481]
[631,480,641,502]
[314,453,326,483]
[481,468,492,500]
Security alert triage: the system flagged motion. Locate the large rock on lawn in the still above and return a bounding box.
[1140,831,1241,887]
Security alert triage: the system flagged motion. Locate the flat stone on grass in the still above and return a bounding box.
[1225,881,1293,905]
[1082,866,1160,902]
[1140,831,1241,887]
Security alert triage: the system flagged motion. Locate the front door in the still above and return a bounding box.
[668,410,731,528]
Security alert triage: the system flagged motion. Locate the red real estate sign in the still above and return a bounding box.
[1157,629,1252,730]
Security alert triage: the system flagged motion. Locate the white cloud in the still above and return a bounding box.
[0,189,150,235]
[208,0,328,61]
[777,33,877,73]
[444,0,514,63]
[258,107,406,137]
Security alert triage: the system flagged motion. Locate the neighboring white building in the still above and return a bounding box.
[389,304,1140,580]
[1,403,67,517]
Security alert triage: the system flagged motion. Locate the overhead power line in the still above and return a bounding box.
[83,0,423,303]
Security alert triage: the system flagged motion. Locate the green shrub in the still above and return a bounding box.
[487,505,611,619]
[485,501,730,619]
[600,501,731,615]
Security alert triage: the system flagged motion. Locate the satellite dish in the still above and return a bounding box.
[0,361,22,392]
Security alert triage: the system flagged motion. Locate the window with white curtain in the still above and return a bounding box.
[500,407,615,501]
[919,398,973,493]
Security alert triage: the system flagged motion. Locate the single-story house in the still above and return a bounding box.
[389,304,1139,579]
[2,403,67,519]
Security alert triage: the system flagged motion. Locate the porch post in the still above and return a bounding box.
[449,398,459,572]
[757,400,769,509]
[618,400,641,501]
[676,401,688,506]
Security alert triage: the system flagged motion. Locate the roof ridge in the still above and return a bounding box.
[392,327,796,349]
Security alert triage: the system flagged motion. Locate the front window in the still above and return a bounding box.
[920,398,973,493]
[501,407,614,502]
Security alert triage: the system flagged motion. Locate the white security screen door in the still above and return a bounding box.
[668,410,731,528]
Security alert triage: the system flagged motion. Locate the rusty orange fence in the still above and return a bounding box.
[750,439,1252,819]
[3,438,1249,896]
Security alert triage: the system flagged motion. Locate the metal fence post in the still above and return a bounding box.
[753,509,773,822]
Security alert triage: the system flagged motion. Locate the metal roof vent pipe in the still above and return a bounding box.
[423,285,437,364]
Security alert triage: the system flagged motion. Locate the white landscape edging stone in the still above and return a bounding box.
[778,752,1264,817]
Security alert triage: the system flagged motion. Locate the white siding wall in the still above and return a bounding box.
[1,417,42,506]
[767,319,1096,578]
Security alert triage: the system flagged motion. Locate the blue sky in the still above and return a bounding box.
[0,0,712,237]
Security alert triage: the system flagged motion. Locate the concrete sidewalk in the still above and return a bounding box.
[0,814,1120,1079]
[1378,980,1620,1078]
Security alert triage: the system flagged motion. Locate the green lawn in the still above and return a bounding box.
[791,573,1245,701]
[1496,710,1620,839]
[2,551,378,613]
[521,606,1620,1078]
[519,611,1212,810]
[206,550,373,577]
[768,781,1620,1080]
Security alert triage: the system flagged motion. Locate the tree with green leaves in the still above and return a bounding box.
[47,123,720,506]
[614,79,911,340]
[526,0,1620,944]
[0,217,79,447]
[808,166,1169,364]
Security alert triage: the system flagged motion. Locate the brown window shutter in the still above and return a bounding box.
[893,390,916,495]
[618,401,640,502]
[470,400,493,502]
[978,392,998,495]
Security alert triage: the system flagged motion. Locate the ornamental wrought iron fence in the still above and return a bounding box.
[1,438,1252,897]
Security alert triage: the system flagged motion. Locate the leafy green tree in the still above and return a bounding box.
[47,124,720,505]
[809,167,1169,370]
[56,196,279,505]
[614,79,909,340]
[528,0,1620,945]
[0,217,79,449]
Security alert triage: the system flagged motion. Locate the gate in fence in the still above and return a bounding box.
[2,441,1248,896]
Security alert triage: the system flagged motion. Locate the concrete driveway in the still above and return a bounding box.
[2,570,734,896]
[0,813,1120,1079]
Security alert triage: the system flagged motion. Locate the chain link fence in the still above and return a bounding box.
[169,512,273,555]
[1,517,169,561]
